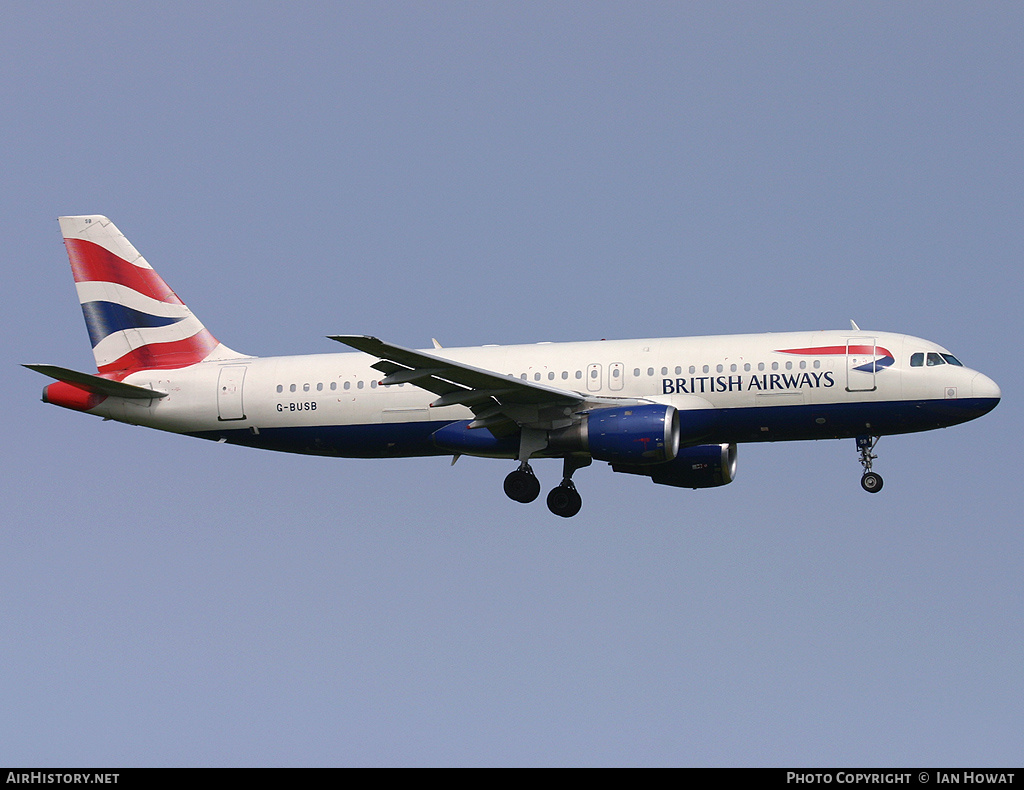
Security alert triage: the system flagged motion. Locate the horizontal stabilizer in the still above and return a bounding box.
[23,364,168,399]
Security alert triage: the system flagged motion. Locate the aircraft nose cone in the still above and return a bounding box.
[972,372,1001,404]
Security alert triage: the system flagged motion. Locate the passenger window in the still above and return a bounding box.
[330,382,337,391]
[911,353,924,367]
[927,353,945,366]
[316,382,323,391]
[289,384,296,393]
[633,368,641,377]
[344,381,351,390]
[276,384,283,393]
[562,371,568,380]
[575,371,582,379]
[647,367,654,377]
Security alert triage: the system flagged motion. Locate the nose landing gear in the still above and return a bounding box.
[857,436,884,493]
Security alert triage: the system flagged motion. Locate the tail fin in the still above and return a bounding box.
[59,215,247,374]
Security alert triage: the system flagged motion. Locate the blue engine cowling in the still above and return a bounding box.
[612,443,737,488]
[548,404,680,464]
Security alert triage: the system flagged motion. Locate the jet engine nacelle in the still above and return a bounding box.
[612,443,737,488]
[549,404,680,464]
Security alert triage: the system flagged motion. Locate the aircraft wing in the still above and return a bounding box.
[328,335,584,431]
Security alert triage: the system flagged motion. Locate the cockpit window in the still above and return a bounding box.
[911,351,965,368]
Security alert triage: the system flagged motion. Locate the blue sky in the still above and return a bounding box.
[2,2,1021,766]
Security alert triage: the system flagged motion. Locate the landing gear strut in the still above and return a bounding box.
[857,436,884,493]
[504,427,547,504]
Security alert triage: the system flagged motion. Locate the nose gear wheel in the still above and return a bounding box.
[856,436,883,494]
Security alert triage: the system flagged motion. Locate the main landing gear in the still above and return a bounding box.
[546,481,582,518]
[504,464,541,503]
[857,436,884,493]
[504,455,592,517]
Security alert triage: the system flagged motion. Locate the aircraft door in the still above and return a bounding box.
[586,363,602,392]
[217,365,247,420]
[846,338,877,392]
[609,362,624,391]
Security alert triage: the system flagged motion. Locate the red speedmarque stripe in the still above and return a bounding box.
[778,345,893,358]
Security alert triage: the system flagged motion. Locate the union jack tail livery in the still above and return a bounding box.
[59,215,244,375]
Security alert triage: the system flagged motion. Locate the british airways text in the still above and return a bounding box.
[662,371,836,395]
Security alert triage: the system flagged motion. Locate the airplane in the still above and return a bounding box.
[25,215,1001,517]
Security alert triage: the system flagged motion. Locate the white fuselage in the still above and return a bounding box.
[91,329,999,459]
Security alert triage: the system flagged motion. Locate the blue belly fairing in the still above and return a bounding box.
[707,397,999,445]
[189,420,448,458]
[186,397,999,458]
